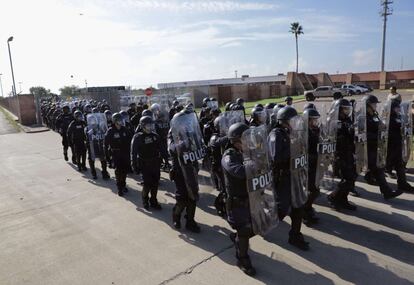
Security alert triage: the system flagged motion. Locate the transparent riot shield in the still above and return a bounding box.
[218,110,245,137]
[354,99,368,174]
[377,100,391,168]
[242,125,278,236]
[207,99,219,111]
[290,115,309,208]
[87,113,108,160]
[170,112,207,200]
[400,101,413,163]
[315,104,339,190]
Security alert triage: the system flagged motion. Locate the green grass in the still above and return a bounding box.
[196,94,305,113]
[0,106,21,132]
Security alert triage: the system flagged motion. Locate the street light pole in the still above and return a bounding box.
[7,37,17,97]
[0,73,4,97]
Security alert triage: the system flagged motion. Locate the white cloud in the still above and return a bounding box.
[352,49,376,66]
[123,0,278,12]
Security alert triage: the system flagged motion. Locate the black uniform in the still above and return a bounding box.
[168,130,200,232]
[104,126,132,193]
[85,125,109,179]
[304,126,320,219]
[131,131,161,207]
[154,117,170,169]
[270,127,305,240]
[221,147,255,269]
[365,110,394,195]
[55,112,74,162]
[387,105,413,191]
[209,134,229,216]
[67,120,87,171]
[331,116,356,205]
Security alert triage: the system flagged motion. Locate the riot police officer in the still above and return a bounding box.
[328,99,357,210]
[303,108,320,225]
[387,100,414,193]
[285,96,293,106]
[209,116,229,217]
[67,111,87,171]
[364,95,402,199]
[221,122,256,276]
[168,110,203,233]
[131,116,162,210]
[104,113,132,196]
[270,106,309,250]
[127,102,136,119]
[55,105,74,163]
[249,107,267,127]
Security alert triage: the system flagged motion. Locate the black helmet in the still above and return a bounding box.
[231,104,244,111]
[203,97,211,104]
[129,102,136,108]
[104,110,112,120]
[228,123,249,140]
[62,105,70,112]
[364,94,380,104]
[265,103,276,110]
[285,96,293,102]
[277,106,298,121]
[139,115,154,126]
[92,107,99,113]
[112,113,123,124]
[142,109,153,117]
[335,98,352,108]
[213,116,221,133]
[225,102,232,111]
[74,110,83,120]
[254,103,264,108]
[303,103,316,111]
[236,98,244,106]
[172,100,179,107]
[304,108,320,118]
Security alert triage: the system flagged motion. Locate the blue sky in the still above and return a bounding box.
[0,0,413,93]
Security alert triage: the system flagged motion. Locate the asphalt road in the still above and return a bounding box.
[0,106,413,284]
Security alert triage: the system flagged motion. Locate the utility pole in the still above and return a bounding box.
[0,73,4,97]
[380,0,393,72]
[235,70,238,78]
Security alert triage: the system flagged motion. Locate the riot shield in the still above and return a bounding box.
[290,115,309,208]
[400,101,413,163]
[218,110,245,137]
[315,104,339,190]
[87,113,108,160]
[170,112,207,200]
[242,125,278,236]
[354,99,368,174]
[207,100,219,111]
[377,100,391,168]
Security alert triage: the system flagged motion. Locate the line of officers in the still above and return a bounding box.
[41,89,413,277]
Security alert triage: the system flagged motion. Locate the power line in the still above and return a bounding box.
[380,0,393,72]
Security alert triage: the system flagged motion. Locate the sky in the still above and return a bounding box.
[0,0,413,94]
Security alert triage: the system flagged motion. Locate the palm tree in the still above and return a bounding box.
[290,22,304,73]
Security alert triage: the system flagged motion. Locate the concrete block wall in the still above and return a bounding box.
[0,94,37,125]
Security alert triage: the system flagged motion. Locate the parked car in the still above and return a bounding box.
[304,86,347,101]
[341,84,368,95]
[356,84,373,92]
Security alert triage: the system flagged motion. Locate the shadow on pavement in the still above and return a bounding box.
[266,222,413,284]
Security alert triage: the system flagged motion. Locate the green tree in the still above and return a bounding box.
[59,85,79,98]
[289,22,304,73]
[29,86,51,98]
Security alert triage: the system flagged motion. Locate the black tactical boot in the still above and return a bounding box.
[349,188,360,197]
[185,219,201,233]
[172,210,181,229]
[64,152,68,161]
[399,182,414,193]
[150,199,162,210]
[327,193,342,210]
[303,208,319,226]
[237,256,256,276]
[72,155,77,164]
[143,199,150,210]
[123,187,129,194]
[340,197,357,211]
[288,232,310,251]
[101,170,110,180]
[117,188,124,197]
[364,173,378,186]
